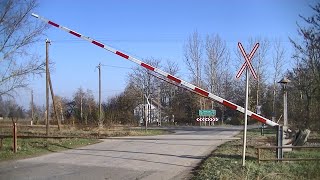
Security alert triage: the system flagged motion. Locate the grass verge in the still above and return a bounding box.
[0,125,170,138]
[192,128,320,180]
[0,128,167,162]
[0,138,100,162]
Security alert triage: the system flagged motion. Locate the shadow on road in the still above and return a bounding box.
[35,141,208,168]
[75,148,206,160]
[108,140,213,147]
[63,150,196,168]
[105,137,239,141]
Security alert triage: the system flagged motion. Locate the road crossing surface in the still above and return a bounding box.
[0,126,241,180]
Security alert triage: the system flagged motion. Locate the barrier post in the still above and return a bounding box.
[257,148,261,164]
[13,122,17,153]
[276,125,283,160]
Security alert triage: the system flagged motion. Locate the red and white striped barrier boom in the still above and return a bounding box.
[32,13,278,127]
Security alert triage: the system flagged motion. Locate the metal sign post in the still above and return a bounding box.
[236,42,259,166]
[242,67,249,166]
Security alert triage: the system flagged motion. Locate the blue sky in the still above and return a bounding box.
[16,0,317,108]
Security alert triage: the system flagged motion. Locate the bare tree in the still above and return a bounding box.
[160,60,180,118]
[72,88,98,125]
[128,58,161,96]
[184,31,203,87]
[73,87,86,123]
[203,34,234,122]
[0,0,47,97]
[250,37,270,113]
[184,31,205,109]
[164,59,179,76]
[204,34,229,97]
[2,99,25,118]
[104,83,141,125]
[85,89,98,125]
[162,59,180,104]
[289,3,320,129]
[271,39,285,120]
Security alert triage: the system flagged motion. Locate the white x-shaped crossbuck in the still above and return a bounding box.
[236,42,259,79]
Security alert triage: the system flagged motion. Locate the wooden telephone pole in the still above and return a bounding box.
[48,71,61,131]
[45,39,50,136]
[45,39,61,132]
[97,63,102,128]
[31,90,34,125]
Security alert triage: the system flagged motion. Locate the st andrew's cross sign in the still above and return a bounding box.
[236,42,259,79]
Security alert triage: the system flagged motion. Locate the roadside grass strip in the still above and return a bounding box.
[192,129,320,180]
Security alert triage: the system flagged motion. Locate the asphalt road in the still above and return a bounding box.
[0,126,241,180]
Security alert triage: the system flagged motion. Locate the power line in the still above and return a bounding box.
[100,64,133,70]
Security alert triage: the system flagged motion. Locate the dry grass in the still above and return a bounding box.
[0,122,168,139]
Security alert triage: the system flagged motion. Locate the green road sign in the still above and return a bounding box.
[199,109,216,116]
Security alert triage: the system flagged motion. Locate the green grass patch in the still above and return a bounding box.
[192,129,320,180]
[0,137,100,162]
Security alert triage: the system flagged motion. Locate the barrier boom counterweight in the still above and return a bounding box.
[31,13,278,127]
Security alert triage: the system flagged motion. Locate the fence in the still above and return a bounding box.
[256,146,320,163]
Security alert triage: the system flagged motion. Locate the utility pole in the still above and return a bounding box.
[143,85,149,131]
[97,63,102,128]
[45,39,50,136]
[48,71,61,131]
[158,85,161,126]
[60,103,64,123]
[80,94,83,121]
[144,99,148,131]
[31,90,34,125]
[144,74,151,131]
[272,83,277,122]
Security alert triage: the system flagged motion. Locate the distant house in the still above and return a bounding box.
[0,114,3,120]
[134,103,160,124]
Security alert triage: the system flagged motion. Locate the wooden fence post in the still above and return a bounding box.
[257,148,261,164]
[13,122,17,153]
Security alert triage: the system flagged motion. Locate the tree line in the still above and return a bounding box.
[0,0,319,130]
